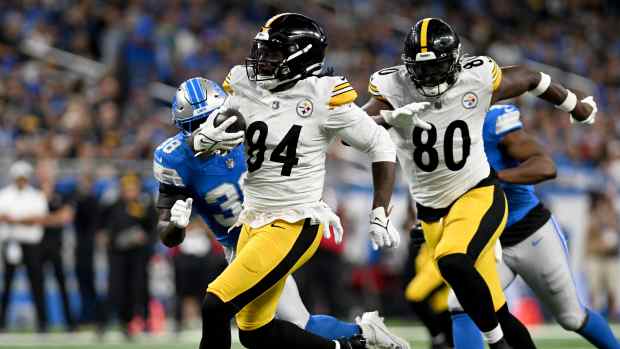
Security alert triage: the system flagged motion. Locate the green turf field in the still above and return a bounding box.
[0,325,616,348]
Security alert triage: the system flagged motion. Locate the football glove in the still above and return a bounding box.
[193,112,244,154]
[322,209,344,244]
[570,96,597,124]
[369,207,401,250]
[170,198,193,228]
[380,101,432,129]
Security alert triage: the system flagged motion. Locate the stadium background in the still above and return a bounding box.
[0,0,619,347]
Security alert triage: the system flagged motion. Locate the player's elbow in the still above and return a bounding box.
[540,157,557,180]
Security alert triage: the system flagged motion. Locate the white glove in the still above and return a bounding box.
[368,207,401,250]
[170,198,193,228]
[322,209,344,244]
[570,96,597,124]
[380,101,432,129]
[193,112,244,154]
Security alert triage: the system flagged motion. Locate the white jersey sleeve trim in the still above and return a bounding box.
[153,161,186,187]
[495,110,523,135]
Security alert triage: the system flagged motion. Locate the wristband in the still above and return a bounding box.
[555,90,577,113]
[531,72,551,96]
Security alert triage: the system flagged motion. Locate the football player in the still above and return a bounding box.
[363,18,598,349]
[155,77,409,348]
[449,104,620,349]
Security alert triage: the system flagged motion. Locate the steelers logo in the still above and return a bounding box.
[296,99,314,117]
[462,92,478,109]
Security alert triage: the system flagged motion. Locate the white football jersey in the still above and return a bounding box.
[369,56,502,209]
[223,66,395,226]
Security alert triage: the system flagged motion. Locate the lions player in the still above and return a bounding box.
[155,77,408,349]
[194,13,407,349]
[364,18,598,349]
[450,104,620,349]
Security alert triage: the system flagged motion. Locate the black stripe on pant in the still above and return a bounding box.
[229,218,319,311]
[466,185,506,260]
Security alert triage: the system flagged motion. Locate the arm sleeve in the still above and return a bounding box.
[323,103,396,163]
[156,183,190,210]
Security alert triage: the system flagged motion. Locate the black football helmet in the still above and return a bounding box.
[246,13,327,91]
[402,18,461,97]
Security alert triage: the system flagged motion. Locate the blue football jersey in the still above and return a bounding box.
[153,132,247,247]
[483,105,540,228]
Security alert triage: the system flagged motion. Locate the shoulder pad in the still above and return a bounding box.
[327,76,358,107]
[462,56,502,91]
[222,65,247,95]
[153,135,187,187]
[488,104,522,136]
[369,66,404,103]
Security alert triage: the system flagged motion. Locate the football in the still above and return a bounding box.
[213,108,246,133]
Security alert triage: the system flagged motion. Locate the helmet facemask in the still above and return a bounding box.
[403,45,461,97]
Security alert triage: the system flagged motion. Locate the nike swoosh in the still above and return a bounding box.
[370,218,389,230]
[531,237,544,246]
[271,223,285,229]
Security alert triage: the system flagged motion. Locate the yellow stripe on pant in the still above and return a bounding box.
[421,184,508,311]
[207,218,323,330]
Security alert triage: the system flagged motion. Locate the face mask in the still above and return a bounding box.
[419,82,450,97]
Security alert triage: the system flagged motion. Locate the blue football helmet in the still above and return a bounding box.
[171,77,227,134]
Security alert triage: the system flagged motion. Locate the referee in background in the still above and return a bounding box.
[0,161,49,332]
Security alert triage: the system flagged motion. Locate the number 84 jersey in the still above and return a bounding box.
[369,56,502,209]
[223,65,395,215]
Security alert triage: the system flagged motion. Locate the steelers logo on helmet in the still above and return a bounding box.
[402,18,462,97]
[245,13,328,91]
[462,92,478,109]
[296,99,314,117]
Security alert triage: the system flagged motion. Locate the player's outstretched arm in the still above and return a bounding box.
[497,128,557,185]
[492,66,596,123]
[362,97,394,128]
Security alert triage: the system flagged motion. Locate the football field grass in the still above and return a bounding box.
[0,324,617,349]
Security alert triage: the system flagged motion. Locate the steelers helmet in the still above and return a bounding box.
[171,77,227,134]
[402,18,461,97]
[245,13,327,91]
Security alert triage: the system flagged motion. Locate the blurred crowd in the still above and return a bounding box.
[0,0,620,333]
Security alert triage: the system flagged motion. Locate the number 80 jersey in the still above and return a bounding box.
[369,56,502,209]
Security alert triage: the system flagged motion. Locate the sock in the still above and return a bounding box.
[239,319,336,349]
[483,325,503,344]
[199,293,234,349]
[408,300,444,338]
[496,304,536,349]
[437,311,454,347]
[451,312,484,349]
[577,308,620,349]
[305,315,361,340]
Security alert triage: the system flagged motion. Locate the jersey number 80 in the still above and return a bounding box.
[412,121,471,172]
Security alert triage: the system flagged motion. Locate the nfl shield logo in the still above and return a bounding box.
[226,158,235,169]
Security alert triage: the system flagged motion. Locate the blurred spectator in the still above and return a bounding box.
[99,174,157,337]
[171,221,226,332]
[36,160,76,331]
[585,191,620,317]
[0,161,48,332]
[73,172,103,326]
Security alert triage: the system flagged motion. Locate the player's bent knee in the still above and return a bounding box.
[557,311,586,331]
[202,292,235,325]
[437,253,473,280]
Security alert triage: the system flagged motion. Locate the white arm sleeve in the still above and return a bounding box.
[323,103,396,163]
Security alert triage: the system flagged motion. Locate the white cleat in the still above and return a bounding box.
[356,311,411,349]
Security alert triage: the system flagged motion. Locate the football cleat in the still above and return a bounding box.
[337,334,368,349]
[356,311,411,349]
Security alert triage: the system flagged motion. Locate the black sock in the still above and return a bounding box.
[437,310,454,347]
[408,300,444,338]
[437,253,499,332]
[496,304,537,349]
[239,319,335,349]
[199,292,235,349]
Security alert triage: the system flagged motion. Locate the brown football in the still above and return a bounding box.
[213,108,246,133]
